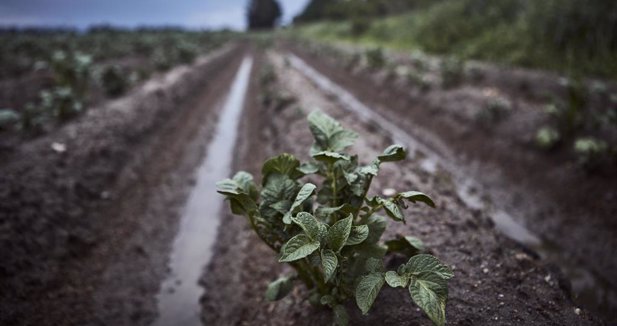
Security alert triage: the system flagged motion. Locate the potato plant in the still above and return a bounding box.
[364,47,386,69]
[535,127,560,149]
[0,109,20,131]
[574,137,611,169]
[39,87,84,121]
[218,111,452,326]
[440,56,464,88]
[50,51,93,98]
[100,65,130,98]
[475,97,512,125]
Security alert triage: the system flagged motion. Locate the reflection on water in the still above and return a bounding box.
[152,56,253,326]
[287,52,616,320]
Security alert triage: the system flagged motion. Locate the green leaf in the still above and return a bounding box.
[408,272,448,326]
[297,161,320,174]
[356,243,388,260]
[343,171,359,184]
[265,276,294,301]
[232,171,258,200]
[402,254,454,280]
[365,215,387,244]
[320,294,335,306]
[327,214,353,252]
[346,225,369,246]
[355,272,385,315]
[308,110,358,154]
[364,257,384,273]
[0,109,19,129]
[216,179,241,195]
[398,191,435,208]
[359,160,380,176]
[321,249,338,282]
[385,271,409,288]
[262,153,303,184]
[261,174,297,202]
[270,200,292,215]
[218,174,258,217]
[386,235,425,257]
[284,183,316,224]
[313,151,350,163]
[365,196,380,208]
[378,145,406,162]
[315,204,352,220]
[405,236,425,251]
[260,174,298,221]
[292,183,316,209]
[291,212,322,240]
[333,305,349,326]
[279,234,321,262]
[229,198,247,215]
[379,198,404,222]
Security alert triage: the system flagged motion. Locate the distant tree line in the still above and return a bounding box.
[247,0,282,30]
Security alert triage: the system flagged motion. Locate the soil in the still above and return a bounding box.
[0,43,245,325]
[0,53,191,152]
[0,39,612,326]
[284,40,617,322]
[199,50,601,325]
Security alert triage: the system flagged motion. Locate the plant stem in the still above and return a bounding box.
[329,162,338,208]
[354,175,374,218]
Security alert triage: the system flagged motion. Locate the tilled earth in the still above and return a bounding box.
[200,51,600,325]
[284,40,617,299]
[285,40,617,322]
[0,42,612,326]
[0,44,245,325]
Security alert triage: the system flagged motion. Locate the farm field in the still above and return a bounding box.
[1,2,617,325]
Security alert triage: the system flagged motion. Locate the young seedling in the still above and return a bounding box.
[218,111,452,326]
[0,109,19,131]
[364,47,386,70]
[535,127,561,149]
[574,137,610,169]
[100,65,130,98]
[475,97,512,125]
[440,56,464,89]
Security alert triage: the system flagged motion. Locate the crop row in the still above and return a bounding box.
[0,29,234,135]
[285,36,617,171]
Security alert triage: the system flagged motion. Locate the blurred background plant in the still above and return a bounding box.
[0,27,234,134]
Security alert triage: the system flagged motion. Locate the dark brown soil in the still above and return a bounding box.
[0,39,611,326]
[0,53,191,152]
[199,50,600,325]
[0,44,245,326]
[285,41,617,322]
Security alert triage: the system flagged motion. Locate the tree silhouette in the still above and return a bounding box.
[247,0,282,30]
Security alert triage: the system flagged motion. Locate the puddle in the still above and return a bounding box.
[287,53,616,321]
[152,56,253,326]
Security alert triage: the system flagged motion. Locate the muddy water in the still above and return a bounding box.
[152,56,253,326]
[286,53,616,319]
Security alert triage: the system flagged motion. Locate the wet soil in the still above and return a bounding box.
[0,40,612,326]
[154,56,254,326]
[0,54,198,152]
[0,44,245,325]
[199,50,600,325]
[285,41,617,322]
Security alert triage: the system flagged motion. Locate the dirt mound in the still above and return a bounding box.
[0,44,244,325]
[199,50,599,325]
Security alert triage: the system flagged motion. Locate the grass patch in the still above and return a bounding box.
[291,0,617,79]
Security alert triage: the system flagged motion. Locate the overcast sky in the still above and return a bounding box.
[0,0,310,30]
